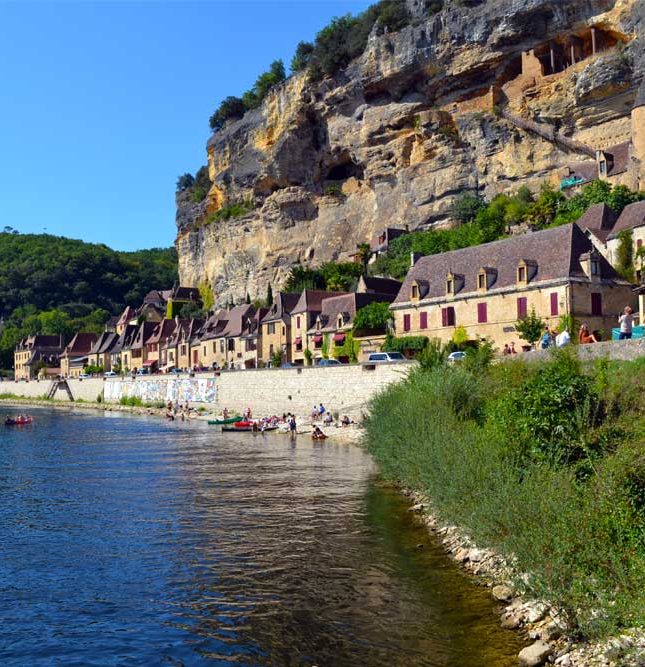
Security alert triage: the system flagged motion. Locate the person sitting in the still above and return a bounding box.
[502,343,511,356]
[509,341,517,355]
[540,326,553,350]
[323,412,333,426]
[312,426,326,440]
[311,406,318,421]
[555,328,571,348]
[341,415,351,427]
[578,323,599,344]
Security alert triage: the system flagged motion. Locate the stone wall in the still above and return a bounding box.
[0,378,105,403]
[526,337,645,362]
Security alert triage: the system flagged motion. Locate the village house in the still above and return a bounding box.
[390,223,636,349]
[13,334,64,381]
[289,290,346,365]
[209,304,256,370]
[260,293,300,365]
[605,201,645,281]
[357,275,402,297]
[115,306,136,334]
[176,318,204,370]
[144,319,177,371]
[307,292,396,363]
[239,308,268,368]
[110,324,138,372]
[122,322,156,372]
[86,331,120,372]
[60,332,98,377]
[160,318,202,372]
[193,310,229,370]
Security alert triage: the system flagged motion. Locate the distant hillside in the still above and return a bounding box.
[0,232,178,368]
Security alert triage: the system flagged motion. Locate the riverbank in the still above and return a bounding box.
[364,350,645,666]
[0,396,364,444]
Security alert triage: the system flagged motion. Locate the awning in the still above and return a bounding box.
[333,333,345,344]
[294,336,302,345]
[313,334,323,344]
[143,360,157,367]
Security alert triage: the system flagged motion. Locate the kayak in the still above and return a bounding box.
[5,417,33,426]
[221,424,278,433]
[207,416,242,425]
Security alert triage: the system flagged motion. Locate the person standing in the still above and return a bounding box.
[618,306,634,340]
[289,415,297,441]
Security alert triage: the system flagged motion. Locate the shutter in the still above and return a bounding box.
[591,293,602,316]
[447,307,455,327]
[419,312,428,329]
[517,297,527,318]
[403,314,411,332]
[441,308,447,327]
[477,303,487,323]
[550,292,559,316]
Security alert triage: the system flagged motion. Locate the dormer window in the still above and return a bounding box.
[411,284,419,300]
[477,267,497,292]
[517,259,537,284]
[478,274,485,289]
[337,316,343,328]
[446,272,464,296]
[446,278,453,294]
[591,259,600,275]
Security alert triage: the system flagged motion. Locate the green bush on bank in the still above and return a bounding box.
[365,350,645,638]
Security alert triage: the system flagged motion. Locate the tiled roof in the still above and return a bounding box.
[392,223,627,306]
[89,331,119,355]
[130,322,157,350]
[148,319,177,346]
[575,203,618,243]
[291,290,347,315]
[261,293,301,324]
[117,306,136,326]
[63,332,98,357]
[171,286,201,301]
[199,310,229,341]
[241,308,268,338]
[16,335,63,351]
[359,275,403,296]
[607,201,645,240]
[308,293,395,333]
[112,324,138,353]
[220,304,256,338]
[601,141,630,177]
[565,161,598,184]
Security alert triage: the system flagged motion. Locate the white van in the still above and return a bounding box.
[366,352,407,363]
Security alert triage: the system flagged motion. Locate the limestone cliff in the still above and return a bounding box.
[176,0,644,304]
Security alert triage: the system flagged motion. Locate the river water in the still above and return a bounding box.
[0,408,525,666]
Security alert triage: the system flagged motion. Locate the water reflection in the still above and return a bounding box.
[0,408,524,665]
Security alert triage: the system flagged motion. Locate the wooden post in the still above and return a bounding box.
[591,27,597,54]
[550,43,556,73]
[570,42,576,66]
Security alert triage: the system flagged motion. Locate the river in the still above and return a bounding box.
[0,407,525,666]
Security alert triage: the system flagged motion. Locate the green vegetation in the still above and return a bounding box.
[382,334,429,354]
[515,308,546,348]
[209,60,286,131]
[204,199,255,224]
[0,232,178,369]
[332,330,359,363]
[371,181,645,280]
[616,230,635,282]
[366,350,645,638]
[284,262,364,293]
[118,396,165,409]
[353,301,392,332]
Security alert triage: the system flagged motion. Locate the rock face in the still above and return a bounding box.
[518,640,553,667]
[176,0,644,304]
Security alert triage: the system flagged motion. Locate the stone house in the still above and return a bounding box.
[289,290,346,365]
[160,318,203,372]
[122,322,156,372]
[60,332,98,377]
[208,304,256,370]
[605,201,645,281]
[14,334,64,381]
[115,306,137,335]
[86,331,119,372]
[238,308,268,369]
[357,275,402,297]
[110,324,138,372]
[390,223,636,349]
[307,292,396,363]
[145,319,177,371]
[193,310,229,370]
[260,293,300,365]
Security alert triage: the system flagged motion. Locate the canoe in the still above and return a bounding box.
[207,416,242,425]
[221,425,278,433]
[5,417,33,426]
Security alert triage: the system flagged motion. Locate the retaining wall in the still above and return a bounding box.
[527,338,645,362]
[0,378,105,403]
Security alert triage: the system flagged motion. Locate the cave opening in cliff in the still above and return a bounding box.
[325,156,364,182]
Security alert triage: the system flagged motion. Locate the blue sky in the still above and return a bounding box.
[0,0,372,251]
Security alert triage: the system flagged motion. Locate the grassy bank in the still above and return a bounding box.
[365,350,645,639]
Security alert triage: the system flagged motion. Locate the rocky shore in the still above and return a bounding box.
[404,491,645,667]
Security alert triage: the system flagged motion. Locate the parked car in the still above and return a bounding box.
[316,358,343,366]
[447,351,466,363]
[367,352,407,363]
[103,371,117,377]
[78,373,90,379]
[136,367,151,376]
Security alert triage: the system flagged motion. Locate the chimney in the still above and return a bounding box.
[410,252,422,268]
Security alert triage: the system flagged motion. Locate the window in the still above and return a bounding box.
[477,303,487,323]
[296,316,301,329]
[403,314,411,332]
[419,312,428,329]
[441,307,455,327]
[219,340,225,353]
[282,326,285,336]
[227,339,235,352]
[269,344,274,356]
[518,266,526,282]
[212,342,216,353]
[591,292,602,316]
[478,274,485,289]
[591,260,600,276]
[446,279,453,294]
[517,297,527,318]
[599,159,607,176]
[550,292,559,316]
[268,323,275,335]
[411,284,419,299]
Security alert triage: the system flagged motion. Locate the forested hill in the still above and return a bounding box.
[0,232,178,368]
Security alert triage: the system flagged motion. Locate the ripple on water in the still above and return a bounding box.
[0,407,525,666]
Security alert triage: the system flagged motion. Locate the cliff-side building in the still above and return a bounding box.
[390,223,636,348]
[60,333,98,378]
[14,335,64,381]
[260,293,300,365]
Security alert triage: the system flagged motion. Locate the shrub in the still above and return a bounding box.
[205,199,254,224]
[515,307,545,348]
[353,301,391,332]
[176,173,194,192]
[209,96,246,131]
[304,348,313,366]
[290,41,314,73]
[191,166,212,203]
[119,396,143,407]
[382,334,428,354]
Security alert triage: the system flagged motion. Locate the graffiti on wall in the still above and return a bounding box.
[104,377,217,404]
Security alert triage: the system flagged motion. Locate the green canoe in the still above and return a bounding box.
[207,416,242,425]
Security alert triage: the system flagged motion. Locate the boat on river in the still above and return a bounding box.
[207,416,242,425]
[221,421,278,433]
[5,416,34,426]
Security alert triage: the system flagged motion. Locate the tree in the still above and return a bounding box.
[616,230,634,282]
[515,308,545,348]
[290,41,314,73]
[356,243,372,274]
[266,284,273,306]
[176,173,194,192]
[245,292,251,304]
[270,348,283,367]
[453,192,484,224]
[209,96,246,131]
[197,281,214,312]
[353,302,391,332]
[191,166,211,203]
[451,325,469,349]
